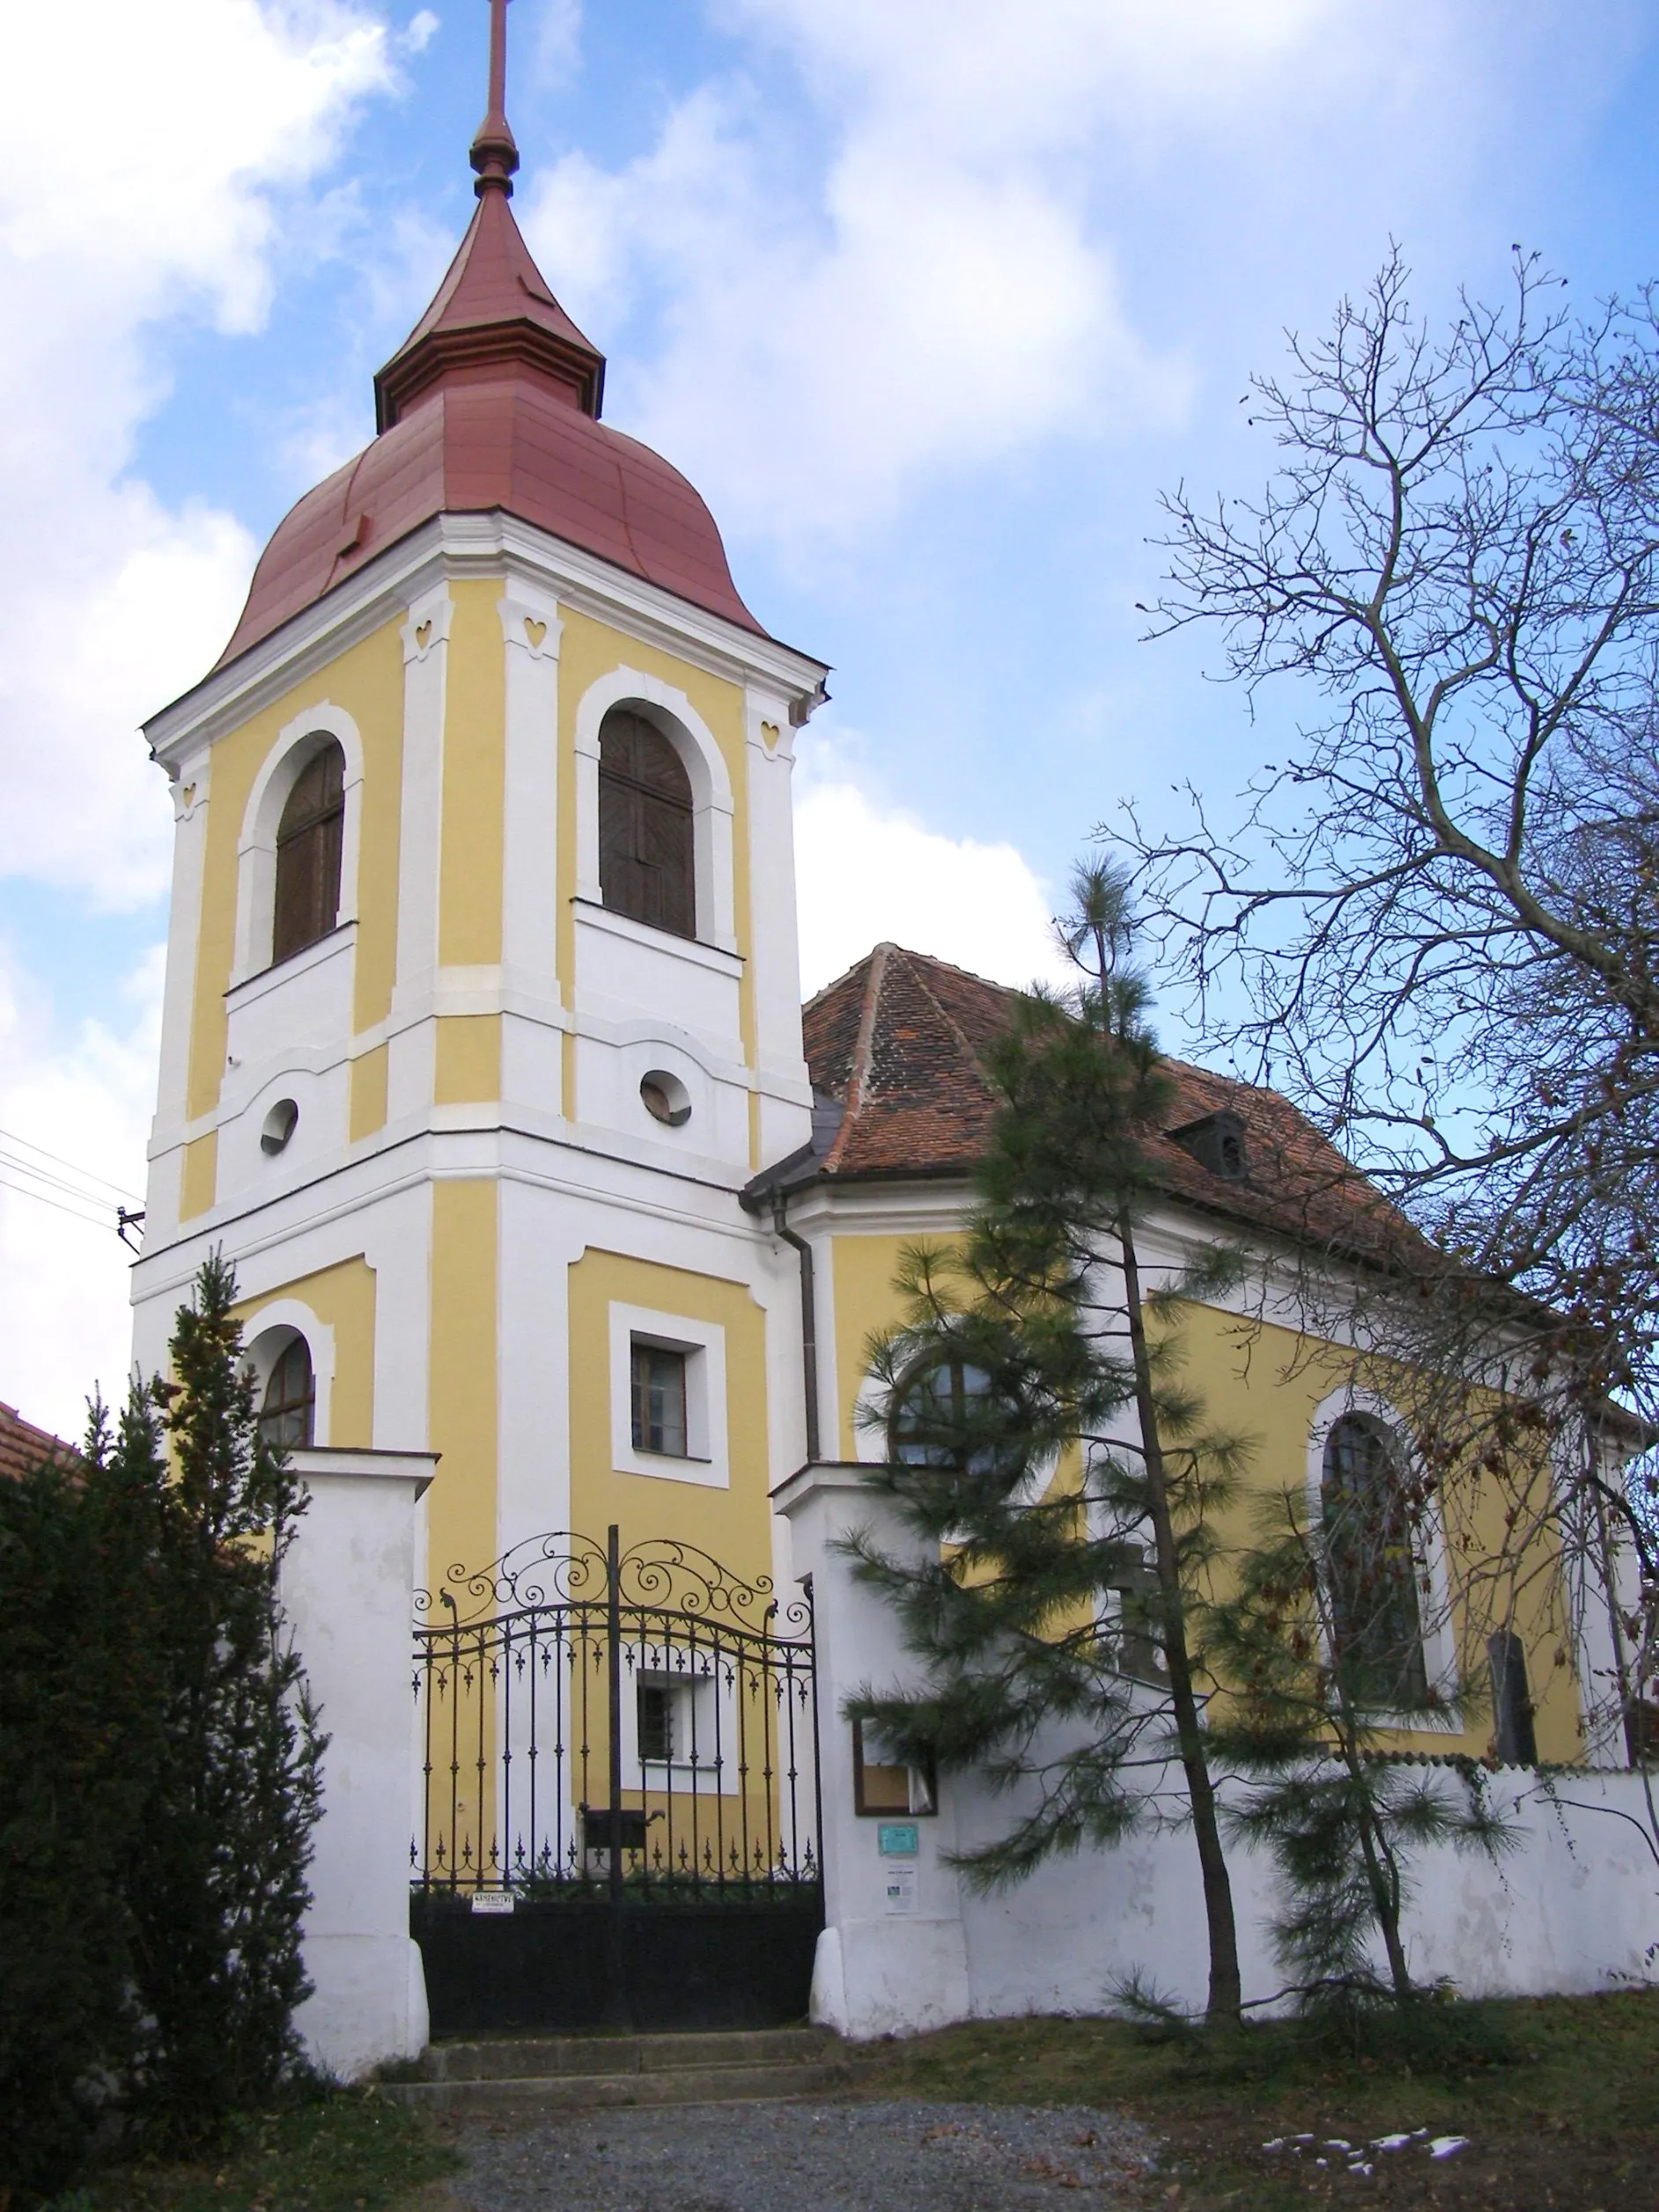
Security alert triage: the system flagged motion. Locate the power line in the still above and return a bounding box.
[0,1123,142,1206]
[0,1146,129,1214]
[0,1169,121,1235]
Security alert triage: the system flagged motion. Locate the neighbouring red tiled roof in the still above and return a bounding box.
[800,944,1426,1265]
[0,1400,78,1483]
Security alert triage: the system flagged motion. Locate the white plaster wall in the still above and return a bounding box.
[783,1468,1659,2039]
[281,1449,436,2079]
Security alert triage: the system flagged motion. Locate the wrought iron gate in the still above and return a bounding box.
[409,1528,822,2034]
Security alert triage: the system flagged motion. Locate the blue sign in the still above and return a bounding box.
[877,1821,919,1857]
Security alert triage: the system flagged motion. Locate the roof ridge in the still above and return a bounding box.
[893,945,1003,1076]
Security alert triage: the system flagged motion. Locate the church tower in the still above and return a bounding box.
[132,0,828,1598]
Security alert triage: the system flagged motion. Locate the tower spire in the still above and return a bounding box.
[470,0,519,198]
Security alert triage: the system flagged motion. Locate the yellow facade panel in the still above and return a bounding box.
[438,579,506,969]
[184,618,405,1125]
[348,1042,389,1142]
[566,1249,771,1585]
[178,1131,218,1222]
[434,1014,502,1105]
[427,1178,499,1586]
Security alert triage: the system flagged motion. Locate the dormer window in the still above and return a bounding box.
[1169,1110,1248,1183]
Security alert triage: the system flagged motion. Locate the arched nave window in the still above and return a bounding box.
[1320,1412,1428,1709]
[273,741,345,963]
[258,1335,315,1451]
[598,709,695,939]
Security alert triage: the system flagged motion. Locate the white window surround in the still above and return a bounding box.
[242,1300,335,1449]
[231,702,365,988]
[225,918,356,1013]
[1305,1385,1457,1715]
[608,1301,729,1489]
[572,897,743,977]
[573,667,737,953]
[623,1644,736,1788]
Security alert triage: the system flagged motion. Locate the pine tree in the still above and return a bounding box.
[127,1253,327,2142]
[1207,1493,1513,2025]
[844,865,1250,2023]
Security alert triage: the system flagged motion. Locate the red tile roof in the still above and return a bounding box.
[0,1400,77,1484]
[215,188,766,670]
[800,944,1424,1265]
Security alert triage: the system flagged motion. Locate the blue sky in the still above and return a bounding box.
[3,0,1658,1429]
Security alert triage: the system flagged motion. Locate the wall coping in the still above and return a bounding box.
[290,1446,439,1498]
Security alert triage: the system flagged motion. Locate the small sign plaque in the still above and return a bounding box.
[877,1821,919,1857]
[882,1863,918,1915]
[470,1891,515,1915]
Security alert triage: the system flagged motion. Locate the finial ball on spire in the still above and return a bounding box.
[470,0,519,197]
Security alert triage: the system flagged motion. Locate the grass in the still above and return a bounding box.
[847,1988,1659,2207]
[65,2090,460,2212]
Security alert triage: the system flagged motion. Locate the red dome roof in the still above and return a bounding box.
[216,187,763,670]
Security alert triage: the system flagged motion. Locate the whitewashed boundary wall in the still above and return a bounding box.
[777,1465,1659,2040]
[280,1448,436,2078]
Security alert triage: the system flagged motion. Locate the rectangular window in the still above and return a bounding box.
[630,1343,688,1456]
[638,1681,675,1764]
[852,1719,937,1816]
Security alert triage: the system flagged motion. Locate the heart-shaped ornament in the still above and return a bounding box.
[524,616,548,648]
[415,620,432,650]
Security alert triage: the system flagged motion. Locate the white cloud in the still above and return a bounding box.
[793,747,1065,998]
[0,943,164,1441]
[0,1,401,908]
[514,0,1583,560]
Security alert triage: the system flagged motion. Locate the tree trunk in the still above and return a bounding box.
[1118,1214,1243,2024]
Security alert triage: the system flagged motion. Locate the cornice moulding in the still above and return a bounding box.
[144,512,829,766]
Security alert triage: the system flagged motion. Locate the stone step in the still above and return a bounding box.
[380,2055,849,2116]
[417,2024,831,2083]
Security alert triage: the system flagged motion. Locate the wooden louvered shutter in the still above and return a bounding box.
[598,711,695,939]
[273,742,345,964]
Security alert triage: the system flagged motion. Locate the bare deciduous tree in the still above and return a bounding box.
[1112,249,1659,1751]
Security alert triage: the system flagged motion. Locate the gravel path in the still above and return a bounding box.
[456,2100,1161,2211]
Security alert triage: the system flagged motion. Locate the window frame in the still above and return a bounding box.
[258,1334,316,1452]
[571,669,739,955]
[1306,1392,1451,1719]
[241,1306,334,1451]
[272,742,346,966]
[231,706,365,988]
[597,708,697,941]
[608,1302,729,1489]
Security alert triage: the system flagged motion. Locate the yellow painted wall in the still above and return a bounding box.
[349,1043,389,1142]
[828,1224,1585,1764]
[555,609,754,1063]
[438,579,506,970]
[830,1232,914,1459]
[184,618,405,1124]
[233,1255,378,1449]
[426,1178,498,1586]
[434,1014,502,1104]
[178,1131,218,1222]
[566,1249,771,1585]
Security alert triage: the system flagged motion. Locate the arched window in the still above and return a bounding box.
[273,742,345,964]
[599,710,695,940]
[258,1337,315,1452]
[1320,1413,1428,1708]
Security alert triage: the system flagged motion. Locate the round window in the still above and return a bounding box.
[261,1098,299,1155]
[639,1071,691,1128]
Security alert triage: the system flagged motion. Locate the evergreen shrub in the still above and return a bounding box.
[0,1258,324,2202]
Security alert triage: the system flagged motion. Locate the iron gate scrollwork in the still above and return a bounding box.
[409,1526,822,2033]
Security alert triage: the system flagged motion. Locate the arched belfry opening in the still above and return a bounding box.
[598,709,695,940]
[273,741,345,964]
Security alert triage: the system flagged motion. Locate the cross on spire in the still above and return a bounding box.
[470,0,520,198]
